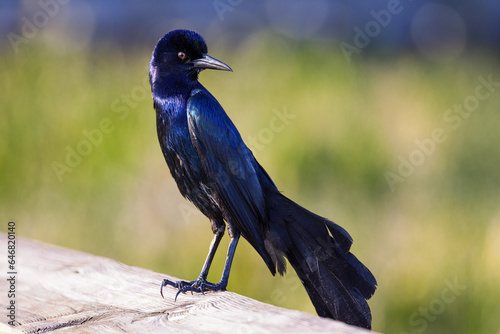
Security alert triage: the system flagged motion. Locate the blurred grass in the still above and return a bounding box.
[2,36,500,334]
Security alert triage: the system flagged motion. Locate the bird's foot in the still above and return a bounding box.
[160,278,227,300]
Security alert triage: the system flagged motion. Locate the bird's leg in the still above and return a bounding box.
[192,225,224,285]
[161,222,224,298]
[210,233,240,290]
[199,233,240,291]
[161,233,240,299]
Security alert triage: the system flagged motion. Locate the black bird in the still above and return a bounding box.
[149,29,377,329]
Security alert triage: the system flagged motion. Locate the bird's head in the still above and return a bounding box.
[149,29,232,91]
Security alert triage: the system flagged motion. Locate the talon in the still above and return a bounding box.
[175,289,183,301]
[161,279,177,298]
[160,277,226,300]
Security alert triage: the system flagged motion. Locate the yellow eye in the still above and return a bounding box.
[177,51,187,60]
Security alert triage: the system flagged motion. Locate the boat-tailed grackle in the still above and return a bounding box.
[148,29,377,329]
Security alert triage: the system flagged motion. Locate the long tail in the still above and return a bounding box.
[265,193,377,329]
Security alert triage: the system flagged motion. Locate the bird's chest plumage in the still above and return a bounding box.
[157,105,201,186]
[155,99,220,218]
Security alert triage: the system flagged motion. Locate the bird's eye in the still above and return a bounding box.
[177,51,188,61]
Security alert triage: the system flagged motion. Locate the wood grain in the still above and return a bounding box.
[0,234,374,333]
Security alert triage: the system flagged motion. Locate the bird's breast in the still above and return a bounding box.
[155,102,209,201]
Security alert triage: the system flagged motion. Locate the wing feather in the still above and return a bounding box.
[187,89,270,257]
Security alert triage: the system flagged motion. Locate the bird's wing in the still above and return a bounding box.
[187,89,269,248]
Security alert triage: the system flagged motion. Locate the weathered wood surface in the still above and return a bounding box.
[0,234,374,333]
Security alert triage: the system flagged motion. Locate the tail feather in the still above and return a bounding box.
[265,193,377,329]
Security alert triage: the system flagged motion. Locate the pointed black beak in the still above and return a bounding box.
[191,53,232,72]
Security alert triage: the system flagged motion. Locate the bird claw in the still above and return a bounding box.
[160,278,227,300]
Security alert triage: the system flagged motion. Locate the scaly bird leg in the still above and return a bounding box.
[161,224,224,298]
[161,233,240,299]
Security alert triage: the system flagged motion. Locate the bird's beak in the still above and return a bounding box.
[191,54,232,72]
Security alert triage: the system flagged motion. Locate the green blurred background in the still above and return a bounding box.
[2,1,500,333]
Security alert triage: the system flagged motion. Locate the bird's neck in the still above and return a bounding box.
[151,72,199,99]
[151,73,205,125]
[152,81,201,126]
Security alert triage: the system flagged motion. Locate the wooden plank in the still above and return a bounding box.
[0,234,374,333]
